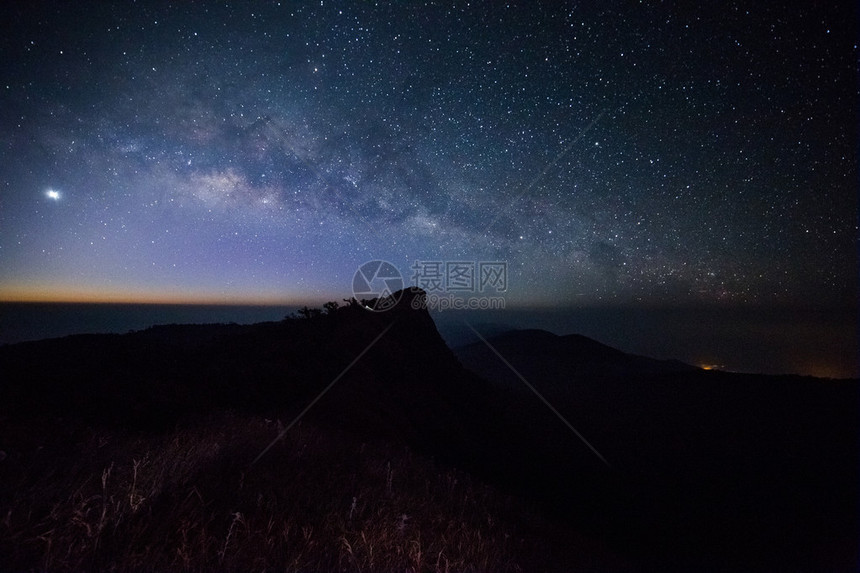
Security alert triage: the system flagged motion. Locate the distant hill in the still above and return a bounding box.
[1,290,857,571]
[456,328,696,385]
[454,327,859,570]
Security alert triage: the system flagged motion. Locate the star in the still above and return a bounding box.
[0,2,853,318]
[0,0,847,377]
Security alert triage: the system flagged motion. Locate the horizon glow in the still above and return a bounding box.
[0,3,855,308]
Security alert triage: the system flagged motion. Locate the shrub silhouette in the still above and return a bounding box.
[323,301,340,315]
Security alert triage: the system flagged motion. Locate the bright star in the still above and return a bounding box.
[46,189,60,200]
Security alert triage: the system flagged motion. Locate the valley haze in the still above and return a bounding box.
[1,301,856,379]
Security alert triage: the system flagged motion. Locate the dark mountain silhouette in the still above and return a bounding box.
[456,328,696,384]
[455,328,859,571]
[434,319,518,348]
[0,290,857,571]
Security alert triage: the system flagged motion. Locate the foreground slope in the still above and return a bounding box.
[456,328,859,570]
[1,292,856,571]
[0,290,626,571]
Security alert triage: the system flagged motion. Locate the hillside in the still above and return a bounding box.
[455,328,859,570]
[1,289,857,571]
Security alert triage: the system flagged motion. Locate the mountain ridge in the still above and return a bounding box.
[1,289,857,571]
[455,327,698,392]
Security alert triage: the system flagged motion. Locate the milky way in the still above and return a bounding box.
[0,2,855,306]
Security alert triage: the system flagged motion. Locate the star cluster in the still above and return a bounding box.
[0,2,855,306]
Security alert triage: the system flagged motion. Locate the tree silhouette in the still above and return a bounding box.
[323,301,340,315]
[297,306,322,320]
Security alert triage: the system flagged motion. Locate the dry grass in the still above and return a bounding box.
[0,413,552,572]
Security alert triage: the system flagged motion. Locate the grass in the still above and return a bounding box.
[1,412,614,572]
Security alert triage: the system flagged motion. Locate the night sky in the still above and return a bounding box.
[0,1,856,308]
